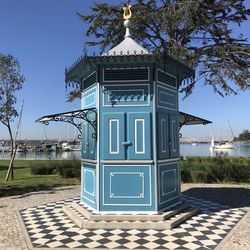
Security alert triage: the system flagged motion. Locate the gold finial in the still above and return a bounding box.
[123,4,132,20]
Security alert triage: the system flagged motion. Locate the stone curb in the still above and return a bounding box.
[215,209,249,250]
[16,211,33,250]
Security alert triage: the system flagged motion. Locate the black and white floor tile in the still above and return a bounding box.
[19,195,246,249]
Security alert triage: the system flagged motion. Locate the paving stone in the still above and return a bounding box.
[1,184,249,250]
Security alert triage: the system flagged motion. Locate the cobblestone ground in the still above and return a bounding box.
[0,184,249,250]
[0,186,80,250]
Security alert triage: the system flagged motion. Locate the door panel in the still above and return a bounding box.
[88,124,96,160]
[102,165,152,208]
[158,161,180,210]
[169,114,179,158]
[82,121,88,159]
[82,121,97,160]
[103,113,125,160]
[157,113,170,159]
[82,164,96,209]
[128,112,151,160]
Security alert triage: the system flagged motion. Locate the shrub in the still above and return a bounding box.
[181,168,192,183]
[191,171,209,183]
[30,164,55,175]
[30,159,81,178]
[57,159,81,178]
[180,157,250,184]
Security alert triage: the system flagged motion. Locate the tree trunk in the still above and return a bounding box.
[5,120,15,181]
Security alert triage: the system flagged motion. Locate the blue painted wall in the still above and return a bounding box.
[156,70,181,211]
[80,64,181,212]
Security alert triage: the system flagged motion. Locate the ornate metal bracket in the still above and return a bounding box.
[36,108,97,139]
[179,111,212,130]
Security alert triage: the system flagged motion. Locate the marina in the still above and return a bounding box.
[0,142,249,159]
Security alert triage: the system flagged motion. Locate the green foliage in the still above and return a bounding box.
[76,0,250,98]
[237,129,250,141]
[181,157,250,184]
[66,89,81,103]
[0,160,80,197]
[30,164,55,175]
[0,54,25,125]
[30,159,81,178]
[0,53,25,180]
[57,160,81,178]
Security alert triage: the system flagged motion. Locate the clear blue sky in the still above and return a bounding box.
[0,0,249,140]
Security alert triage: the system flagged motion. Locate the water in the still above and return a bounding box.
[0,151,81,160]
[180,142,250,157]
[0,142,249,159]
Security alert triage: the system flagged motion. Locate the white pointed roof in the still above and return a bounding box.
[108,37,150,56]
[104,19,151,56]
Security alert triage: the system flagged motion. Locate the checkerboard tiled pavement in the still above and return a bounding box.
[19,195,246,249]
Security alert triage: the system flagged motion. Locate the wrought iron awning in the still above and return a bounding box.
[35,108,97,139]
[36,109,211,139]
[179,111,212,129]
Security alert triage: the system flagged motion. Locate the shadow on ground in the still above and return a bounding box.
[182,187,250,209]
[0,185,76,198]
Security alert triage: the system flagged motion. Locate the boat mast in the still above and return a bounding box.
[227,120,235,140]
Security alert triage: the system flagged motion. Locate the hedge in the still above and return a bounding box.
[30,159,81,178]
[181,157,250,183]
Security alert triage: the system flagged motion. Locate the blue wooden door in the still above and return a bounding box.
[102,112,151,160]
[157,112,179,159]
[102,113,126,160]
[127,112,151,160]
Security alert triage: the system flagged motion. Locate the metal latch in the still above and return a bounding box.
[122,141,132,146]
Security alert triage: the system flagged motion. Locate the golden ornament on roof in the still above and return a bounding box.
[123,4,132,20]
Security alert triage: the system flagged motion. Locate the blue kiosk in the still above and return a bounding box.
[37,6,211,215]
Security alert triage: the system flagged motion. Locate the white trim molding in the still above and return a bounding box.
[160,118,167,153]
[135,118,145,154]
[102,164,152,207]
[109,119,119,154]
[171,120,177,152]
[109,172,144,199]
[161,169,177,196]
[157,84,177,111]
[102,84,150,107]
[158,161,180,205]
[83,168,95,197]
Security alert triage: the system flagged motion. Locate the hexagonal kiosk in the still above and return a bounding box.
[37,8,211,215]
[65,20,195,213]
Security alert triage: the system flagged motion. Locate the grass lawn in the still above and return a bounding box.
[0,160,80,197]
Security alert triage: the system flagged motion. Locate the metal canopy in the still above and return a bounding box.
[35,108,97,139]
[179,111,212,128]
[36,109,211,139]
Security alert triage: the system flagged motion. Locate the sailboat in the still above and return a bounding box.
[213,140,235,149]
[210,121,235,150]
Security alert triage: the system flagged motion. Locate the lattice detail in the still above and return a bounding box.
[36,108,97,139]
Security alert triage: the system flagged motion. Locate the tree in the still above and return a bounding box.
[238,129,250,141]
[0,53,25,180]
[72,0,249,98]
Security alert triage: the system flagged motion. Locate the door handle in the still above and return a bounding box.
[168,141,172,146]
[122,141,132,146]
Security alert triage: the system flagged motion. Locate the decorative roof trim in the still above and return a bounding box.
[65,53,195,85]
